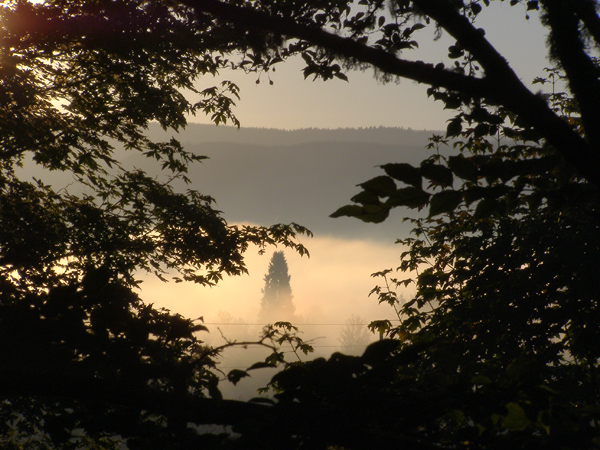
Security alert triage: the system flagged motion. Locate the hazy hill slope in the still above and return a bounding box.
[128,124,439,241]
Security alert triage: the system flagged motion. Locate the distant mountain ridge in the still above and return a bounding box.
[133,124,441,242]
[146,122,439,148]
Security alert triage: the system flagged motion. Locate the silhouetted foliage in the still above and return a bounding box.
[328,71,600,448]
[0,0,314,447]
[3,1,600,449]
[258,251,296,323]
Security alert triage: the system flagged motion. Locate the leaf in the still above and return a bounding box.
[446,117,463,136]
[330,204,390,223]
[506,354,530,380]
[473,122,490,137]
[503,402,531,431]
[448,155,478,181]
[447,45,464,60]
[420,162,454,187]
[386,186,430,209]
[479,157,505,184]
[470,2,482,15]
[447,409,465,425]
[368,319,392,335]
[429,190,463,217]
[351,190,381,206]
[330,204,365,219]
[247,361,277,371]
[227,369,250,385]
[471,375,492,385]
[358,175,397,196]
[381,163,422,188]
[463,186,486,205]
[359,204,390,223]
[474,197,499,219]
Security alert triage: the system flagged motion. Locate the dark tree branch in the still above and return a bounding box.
[10,1,600,186]
[181,0,492,96]
[572,0,600,48]
[541,0,600,149]
[413,0,516,78]
[17,0,600,186]
[412,0,600,187]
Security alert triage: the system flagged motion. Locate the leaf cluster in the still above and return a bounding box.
[352,77,600,447]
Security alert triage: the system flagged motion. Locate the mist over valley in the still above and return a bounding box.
[136,124,438,398]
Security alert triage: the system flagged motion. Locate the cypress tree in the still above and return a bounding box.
[258,251,296,323]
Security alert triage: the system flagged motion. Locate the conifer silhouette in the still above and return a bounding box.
[258,251,296,323]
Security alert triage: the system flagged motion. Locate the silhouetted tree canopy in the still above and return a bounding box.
[0,0,315,447]
[2,0,600,449]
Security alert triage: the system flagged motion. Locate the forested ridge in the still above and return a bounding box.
[145,122,438,147]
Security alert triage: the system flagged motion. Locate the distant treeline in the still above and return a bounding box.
[145,122,440,147]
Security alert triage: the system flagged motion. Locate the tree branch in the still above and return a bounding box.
[541,0,600,148]
[17,0,600,186]
[413,0,600,187]
[413,0,516,78]
[181,0,491,96]
[182,0,600,188]
[572,0,600,48]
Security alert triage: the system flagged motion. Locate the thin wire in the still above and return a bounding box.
[204,321,400,326]
[219,344,372,349]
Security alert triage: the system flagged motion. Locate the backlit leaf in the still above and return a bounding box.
[381,163,422,188]
[358,175,397,196]
[503,403,531,431]
[429,190,463,217]
[420,162,454,187]
[386,186,430,208]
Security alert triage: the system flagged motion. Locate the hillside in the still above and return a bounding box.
[129,124,441,241]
